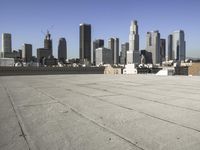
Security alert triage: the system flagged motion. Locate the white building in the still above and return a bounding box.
[95,47,112,66]
[127,20,140,64]
[0,58,14,66]
[123,64,137,74]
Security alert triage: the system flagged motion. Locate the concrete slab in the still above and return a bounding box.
[0,74,200,150]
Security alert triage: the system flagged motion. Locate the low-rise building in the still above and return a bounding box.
[104,65,122,74]
[188,62,200,76]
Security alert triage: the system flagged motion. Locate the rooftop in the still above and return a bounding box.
[1,74,200,150]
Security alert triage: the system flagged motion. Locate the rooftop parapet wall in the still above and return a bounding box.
[0,67,105,76]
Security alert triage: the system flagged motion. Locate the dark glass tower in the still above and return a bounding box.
[79,24,91,63]
[160,39,166,62]
[58,38,67,63]
[168,34,173,61]
[44,30,53,56]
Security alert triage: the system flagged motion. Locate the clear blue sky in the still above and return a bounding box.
[0,0,200,58]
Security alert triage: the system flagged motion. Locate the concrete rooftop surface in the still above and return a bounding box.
[0,74,200,150]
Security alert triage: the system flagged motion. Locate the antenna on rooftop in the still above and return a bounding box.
[47,25,54,33]
[41,30,46,36]
[41,25,54,35]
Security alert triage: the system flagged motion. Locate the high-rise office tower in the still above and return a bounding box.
[18,49,22,59]
[93,39,104,65]
[22,44,32,62]
[127,20,140,64]
[108,38,119,64]
[58,38,67,62]
[172,30,186,61]
[120,42,129,64]
[108,38,114,51]
[129,20,139,51]
[44,31,53,56]
[95,47,113,66]
[160,39,166,63]
[79,23,91,63]
[37,30,53,64]
[168,34,173,60]
[1,33,12,58]
[146,31,161,64]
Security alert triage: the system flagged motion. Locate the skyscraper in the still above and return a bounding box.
[146,31,161,64]
[93,39,104,65]
[37,31,53,64]
[95,47,112,66]
[120,42,129,65]
[44,31,53,56]
[160,39,166,63]
[168,31,186,61]
[22,44,32,62]
[168,34,173,60]
[79,23,91,63]
[58,38,67,62]
[108,38,119,64]
[129,20,139,51]
[172,30,186,61]
[1,33,12,58]
[127,20,140,64]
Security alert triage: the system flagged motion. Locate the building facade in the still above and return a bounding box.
[160,39,166,63]
[168,34,173,61]
[146,31,161,64]
[79,23,91,64]
[22,44,32,62]
[44,31,53,56]
[93,39,104,65]
[140,50,153,64]
[127,20,140,64]
[1,33,12,58]
[58,38,67,62]
[168,31,186,61]
[129,20,139,51]
[108,38,119,65]
[172,30,186,61]
[120,42,129,65]
[95,47,112,66]
[37,48,51,64]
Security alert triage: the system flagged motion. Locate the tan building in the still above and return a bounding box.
[188,62,200,76]
[104,65,122,74]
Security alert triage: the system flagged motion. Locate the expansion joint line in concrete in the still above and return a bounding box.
[97,97,200,133]
[68,87,200,133]
[3,86,38,150]
[82,84,200,113]
[34,88,145,150]
[60,86,200,133]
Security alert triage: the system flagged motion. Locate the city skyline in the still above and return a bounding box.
[0,0,200,58]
